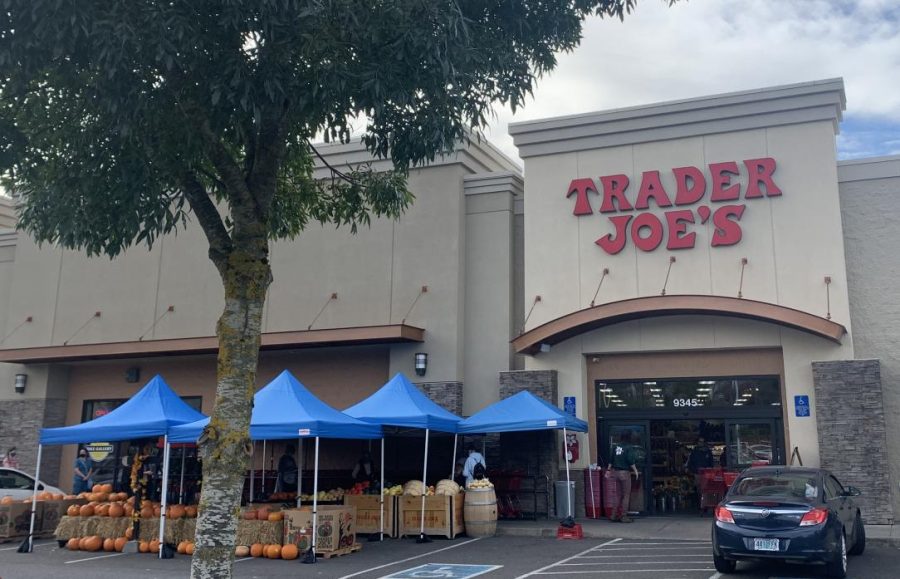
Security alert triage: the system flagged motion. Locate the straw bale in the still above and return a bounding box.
[137,519,160,541]
[256,520,283,545]
[95,518,130,539]
[235,520,261,547]
[181,518,196,543]
[163,518,183,544]
[79,516,101,537]
[54,516,82,539]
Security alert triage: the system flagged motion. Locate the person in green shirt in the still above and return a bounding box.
[607,430,640,523]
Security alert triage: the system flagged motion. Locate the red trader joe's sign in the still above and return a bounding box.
[566,158,782,254]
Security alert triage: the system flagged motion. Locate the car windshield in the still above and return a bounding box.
[732,472,818,499]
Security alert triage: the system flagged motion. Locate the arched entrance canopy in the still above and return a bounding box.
[512,295,846,355]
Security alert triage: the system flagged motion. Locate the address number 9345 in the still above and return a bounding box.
[672,398,702,407]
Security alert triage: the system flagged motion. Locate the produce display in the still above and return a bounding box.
[466,477,494,490]
[382,484,404,496]
[299,488,345,502]
[434,479,462,496]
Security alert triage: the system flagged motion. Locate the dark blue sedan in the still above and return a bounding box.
[712,466,865,578]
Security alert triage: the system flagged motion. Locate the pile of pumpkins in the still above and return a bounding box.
[65,535,130,552]
[234,542,300,560]
[64,484,199,520]
[240,505,284,522]
[2,491,73,504]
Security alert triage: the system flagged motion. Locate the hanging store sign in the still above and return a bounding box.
[566,158,782,254]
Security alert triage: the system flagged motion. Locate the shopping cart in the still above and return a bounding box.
[723,470,740,489]
[698,467,726,514]
[494,471,524,519]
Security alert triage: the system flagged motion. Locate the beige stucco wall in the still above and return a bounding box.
[0,196,15,230]
[517,119,855,470]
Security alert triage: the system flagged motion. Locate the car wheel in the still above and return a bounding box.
[824,530,847,578]
[713,553,736,574]
[848,513,866,556]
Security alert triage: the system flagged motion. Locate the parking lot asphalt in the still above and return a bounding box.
[1,535,898,579]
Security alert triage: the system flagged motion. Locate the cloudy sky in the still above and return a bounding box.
[483,0,900,164]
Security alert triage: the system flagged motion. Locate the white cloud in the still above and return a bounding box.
[484,0,900,163]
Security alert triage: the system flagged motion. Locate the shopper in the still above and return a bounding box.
[73,448,93,494]
[462,445,486,485]
[1,447,19,468]
[352,450,376,483]
[607,431,639,523]
[453,461,466,488]
[276,444,299,493]
[687,437,714,473]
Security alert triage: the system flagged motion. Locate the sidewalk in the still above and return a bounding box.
[496,517,900,547]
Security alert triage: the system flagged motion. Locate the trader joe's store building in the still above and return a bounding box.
[1,79,898,524]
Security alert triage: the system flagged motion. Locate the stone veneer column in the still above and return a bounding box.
[416,381,463,416]
[813,359,893,524]
[0,397,67,486]
[498,370,579,517]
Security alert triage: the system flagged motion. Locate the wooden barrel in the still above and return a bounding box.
[463,487,497,537]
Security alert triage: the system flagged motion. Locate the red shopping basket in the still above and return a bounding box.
[699,468,726,512]
[723,471,739,489]
[584,469,603,519]
[603,470,620,519]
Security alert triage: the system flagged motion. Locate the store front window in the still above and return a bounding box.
[596,375,785,516]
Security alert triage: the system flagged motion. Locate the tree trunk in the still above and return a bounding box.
[190,246,271,579]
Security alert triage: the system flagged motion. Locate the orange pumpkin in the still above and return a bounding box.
[52,493,65,501]
[103,538,116,552]
[95,492,109,503]
[108,503,124,518]
[185,542,195,555]
[114,537,127,552]
[84,536,102,552]
[92,484,103,493]
[281,544,299,560]
[126,496,136,505]
[140,506,154,518]
[149,539,160,554]
[66,504,80,517]
[168,504,185,519]
[266,544,282,559]
[0,496,13,505]
[177,541,187,554]
[138,541,149,553]
[96,504,110,517]
[123,504,134,517]
[67,537,80,550]
[37,491,53,501]
[79,504,95,517]
[235,545,250,557]
[125,526,134,540]
[185,505,198,518]
[249,543,264,557]
[100,483,113,494]
[267,511,284,522]
[255,507,270,521]
[153,505,161,517]
[242,510,256,520]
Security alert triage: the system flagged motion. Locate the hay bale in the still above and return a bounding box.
[137,518,160,541]
[54,516,82,540]
[181,518,196,543]
[235,520,262,547]
[80,516,101,537]
[257,520,283,545]
[163,518,183,544]
[95,518,130,539]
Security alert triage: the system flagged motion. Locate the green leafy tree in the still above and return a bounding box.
[1,1,666,576]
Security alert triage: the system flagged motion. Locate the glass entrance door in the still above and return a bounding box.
[600,421,650,514]
[724,419,783,468]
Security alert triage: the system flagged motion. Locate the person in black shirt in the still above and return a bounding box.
[276,445,299,494]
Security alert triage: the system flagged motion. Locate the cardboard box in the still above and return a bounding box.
[41,499,85,533]
[0,502,44,538]
[399,495,464,539]
[343,495,396,537]
[282,505,355,552]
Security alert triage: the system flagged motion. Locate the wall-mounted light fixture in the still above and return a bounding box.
[414,353,428,377]
[14,373,27,394]
[125,367,141,383]
[539,343,552,353]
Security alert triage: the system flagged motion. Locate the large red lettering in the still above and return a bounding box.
[711,205,746,246]
[631,213,664,252]
[665,210,696,250]
[634,171,673,210]
[710,162,741,202]
[567,178,597,216]
[599,175,632,213]
[744,157,782,198]
[596,215,632,254]
[673,166,707,206]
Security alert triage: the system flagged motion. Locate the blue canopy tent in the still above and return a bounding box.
[27,375,206,557]
[344,372,461,543]
[170,370,382,559]
[457,391,589,518]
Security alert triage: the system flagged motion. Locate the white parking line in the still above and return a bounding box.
[0,541,56,551]
[514,538,622,579]
[64,552,128,564]
[337,537,482,579]
[535,570,716,575]
[234,556,254,563]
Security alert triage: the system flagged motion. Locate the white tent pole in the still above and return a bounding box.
[563,427,572,518]
[26,443,42,552]
[450,434,458,480]
[296,437,302,508]
[379,437,385,542]
[157,436,171,558]
[248,442,255,504]
[178,446,185,504]
[419,429,430,540]
[261,439,267,500]
[311,437,320,557]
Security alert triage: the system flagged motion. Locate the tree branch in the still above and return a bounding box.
[246,99,289,214]
[179,170,233,273]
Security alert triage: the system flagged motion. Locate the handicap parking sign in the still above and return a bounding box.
[794,395,810,417]
[381,563,502,579]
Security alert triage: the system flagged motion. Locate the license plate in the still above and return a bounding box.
[753,538,779,551]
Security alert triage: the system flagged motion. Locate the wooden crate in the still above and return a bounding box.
[398,495,464,539]
[283,505,356,552]
[343,495,397,538]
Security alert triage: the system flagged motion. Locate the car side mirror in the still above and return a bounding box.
[843,486,861,497]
